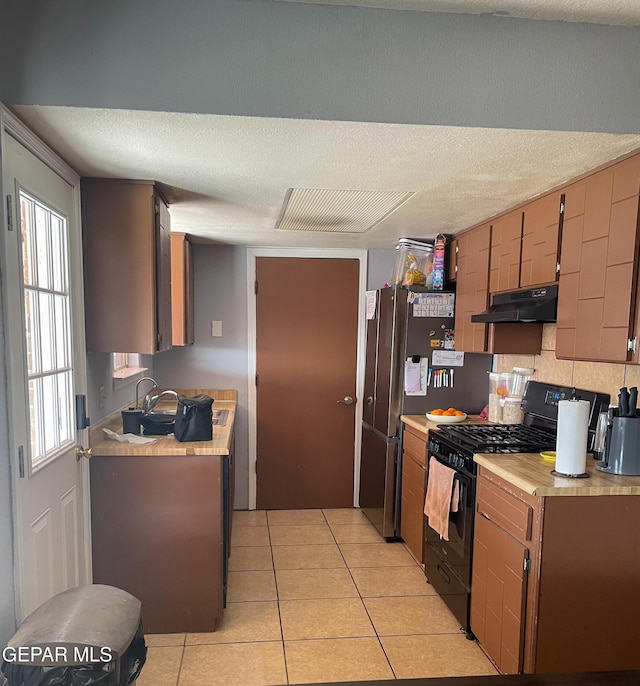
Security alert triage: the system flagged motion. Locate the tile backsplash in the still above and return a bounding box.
[496,324,633,403]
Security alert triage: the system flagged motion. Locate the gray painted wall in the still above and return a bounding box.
[153,245,250,508]
[367,249,396,290]
[85,353,156,424]
[1,0,640,134]
[150,245,390,509]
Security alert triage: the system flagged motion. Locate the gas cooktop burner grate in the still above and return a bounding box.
[435,423,556,453]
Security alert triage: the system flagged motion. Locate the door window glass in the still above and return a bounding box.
[20,190,74,471]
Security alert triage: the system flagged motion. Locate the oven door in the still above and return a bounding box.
[424,456,475,587]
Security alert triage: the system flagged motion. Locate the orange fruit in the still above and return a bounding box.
[443,410,455,416]
[454,410,465,416]
[430,409,444,415]
[447,407,456,412]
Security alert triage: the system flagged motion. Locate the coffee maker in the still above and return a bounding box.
[594,387,640,476]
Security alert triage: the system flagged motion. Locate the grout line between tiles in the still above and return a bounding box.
[267,510,290,685]
[174,644,186,686]
[320,516,401,679]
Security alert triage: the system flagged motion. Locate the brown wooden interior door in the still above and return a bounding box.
[256,257,359,509]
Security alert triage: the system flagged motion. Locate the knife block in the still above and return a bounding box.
[598,415,640,475]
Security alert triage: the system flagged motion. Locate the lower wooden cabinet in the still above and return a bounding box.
[400,425,427,563]
[472,467,640,675]
[471,512,528,675]
[90,453,232,633]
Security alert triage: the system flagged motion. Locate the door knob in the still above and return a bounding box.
[337,396,355,405]
[75,446,93,461]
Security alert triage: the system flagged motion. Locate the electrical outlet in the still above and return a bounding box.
[211,320,223,337]
[99,385,106,410]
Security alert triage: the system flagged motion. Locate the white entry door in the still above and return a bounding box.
[1,119,90,621]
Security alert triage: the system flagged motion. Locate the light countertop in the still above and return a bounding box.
[401,414,640,497]
[474,452,640,497]
[401,414,488,434]
[88,389,236,456]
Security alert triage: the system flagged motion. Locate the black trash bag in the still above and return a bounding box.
[0,626,146,686]
[174,393,214,442]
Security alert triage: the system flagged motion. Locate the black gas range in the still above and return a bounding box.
[423,381,610,639]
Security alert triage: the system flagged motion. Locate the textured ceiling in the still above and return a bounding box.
[277,0,640,26]
[13,106,640,248]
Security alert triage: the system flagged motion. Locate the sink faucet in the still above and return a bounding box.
[144,389,179,415]
[135,376,157,410]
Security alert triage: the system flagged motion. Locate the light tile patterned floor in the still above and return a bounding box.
[138,508,497,685]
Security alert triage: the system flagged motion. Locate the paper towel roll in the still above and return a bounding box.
[555,399,590,476]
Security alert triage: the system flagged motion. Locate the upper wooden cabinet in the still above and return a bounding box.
[81,179,172,354]
[171,232,195,346]
[520,192,563,288]
[556,155,640,362]
[446,237,458,282]
[454,224,491,352]
[488,193,562,294]
[489,210,523,293]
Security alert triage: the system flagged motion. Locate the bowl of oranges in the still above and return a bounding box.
[426,408,467,423]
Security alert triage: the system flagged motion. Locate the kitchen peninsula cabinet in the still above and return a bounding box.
[81,179,172,354]
[88,393,236,633]
[171,232,194,346]
[400,424,427,563]
[471,457,640,675]
[556,155,640,362]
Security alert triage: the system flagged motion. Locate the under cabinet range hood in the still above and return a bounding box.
[471,285,558,324]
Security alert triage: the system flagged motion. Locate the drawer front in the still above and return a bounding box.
[403,428,427,466]
[477,476,533,542]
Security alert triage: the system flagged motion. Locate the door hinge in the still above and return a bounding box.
[556,261,561,275]
[6,195,13,231]
[18,446,24,479]
[255,374,259,387]
[559,200,565,215]
[524,557,531,573]
[154,203,160,216]
[628,338,637,353]
[254,280,258,295]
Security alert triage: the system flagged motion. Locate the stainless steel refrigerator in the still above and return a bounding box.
[359,286,491,539]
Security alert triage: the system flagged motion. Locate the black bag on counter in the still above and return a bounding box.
[174,394,214,442]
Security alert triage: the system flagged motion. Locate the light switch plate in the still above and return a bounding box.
[211,320,223,337]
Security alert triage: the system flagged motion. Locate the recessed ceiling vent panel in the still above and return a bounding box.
[276,188,414,233]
